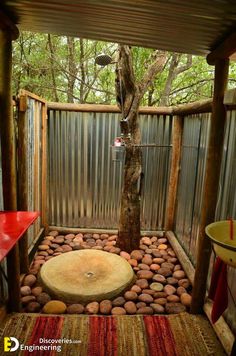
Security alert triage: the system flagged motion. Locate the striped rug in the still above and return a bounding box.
[0,313,225,355]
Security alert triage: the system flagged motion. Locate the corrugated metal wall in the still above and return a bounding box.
[215,109,236,335]
[48,110,172,230]
[17,95,44,247]
[25,97,42,246]
[174,113,211,263]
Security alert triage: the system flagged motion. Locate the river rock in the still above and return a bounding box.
[135,279,149,289]
[38,245,50,251]
[174,264,181,271]
[158,244,168,250]
[67,304,84,314]
[152,274,166,284]
[130,250,143,261]
[136,307,153,315]
[157,268,172,277]
[100,233,109,240]
[43,300,66,314]
[178,279,191,289]
[138,263,150,270]
[142,256,153,265]
[112,296,126,306]
[124,301,137,314]
[52,236,64,244]
[48,231,59,237]
[142,289,155,295]
[111,307,126,315]
[177,286,187,296]
[150,264,160,272]
[38,251,49,256]
[158,238,167,244]
[138,294,154,303]
[31,286,43,296]
[92,233,100,239]
[61,244,73,252]
[167,249,176,257]
[128,259,138,267]
[161,262,175,270]
[23,274,37,287]
[154,298,167,305]
[141,237,152,246]
[165,302,186,314]
[120,251,130,260]
[152,250,162,258]
[41,240,51,246]
[21,295,36,304]
[137,270,154,280]
[166,277,178,285]
[131,285,142,294]
[100,300,112,314]
[26,301,41,312]
[167,295,180,302]
[180,293,192,307]
[124,291,138,301]
[173,270,186,279]
[85,302,99,314]
[150,303,165,314]
[136,302,146,308]
[163,285,176,296]
[45,235,55,241]
[37,292,51,305]
[153,292,168,298]
[20,286,31,296]
[65,234,75,240]
[150,282,163,292]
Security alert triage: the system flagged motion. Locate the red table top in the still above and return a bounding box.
[0,211,40,261]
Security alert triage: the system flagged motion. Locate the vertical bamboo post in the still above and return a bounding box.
[190,58,229,314]
[165,115,183,230]
[18,94,30,273]
[0,29,21,311]
[41,103,49,231]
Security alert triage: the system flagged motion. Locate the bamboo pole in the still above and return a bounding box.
[190,58,229,314]
[204,300,235,355]
[0,30,21,311]
[166,231,195,285]
[41,103,49,231]
[17,94,30,273]
[165,116,183,230]
[47,99,212,115]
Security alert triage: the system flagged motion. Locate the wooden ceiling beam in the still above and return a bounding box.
[207,31,236,65]
[0,9,19,40]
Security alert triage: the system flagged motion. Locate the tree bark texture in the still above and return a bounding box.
[116,45,167,252]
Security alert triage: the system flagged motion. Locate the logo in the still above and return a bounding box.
[4,337,19,352]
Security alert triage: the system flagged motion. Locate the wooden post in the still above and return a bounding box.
[0,29,21,311]
[165,115,183,230]
[17,94,30,273]
[41,103,49,231]
[190,58,229,314]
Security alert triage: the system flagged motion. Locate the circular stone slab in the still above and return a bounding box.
[39,250,135,303]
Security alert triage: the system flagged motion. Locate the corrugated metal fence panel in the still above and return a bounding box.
[24,97,43,246]
[174,113,211,263]
[215,109,236,335]
[48,110,172,230]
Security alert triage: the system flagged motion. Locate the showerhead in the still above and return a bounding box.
[95,54,113,66]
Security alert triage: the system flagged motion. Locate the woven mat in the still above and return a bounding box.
[0,312,225,355]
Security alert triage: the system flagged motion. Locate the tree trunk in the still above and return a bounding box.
[67,36,77,103]
[115,45,167,252]
[47,34,59,102]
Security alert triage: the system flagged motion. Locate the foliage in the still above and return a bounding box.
[12,32,236,105]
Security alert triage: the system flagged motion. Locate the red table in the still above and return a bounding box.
[0,211,40,311]
[0,211,40,261]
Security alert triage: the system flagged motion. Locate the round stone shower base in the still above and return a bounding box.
[39,250,135,303]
